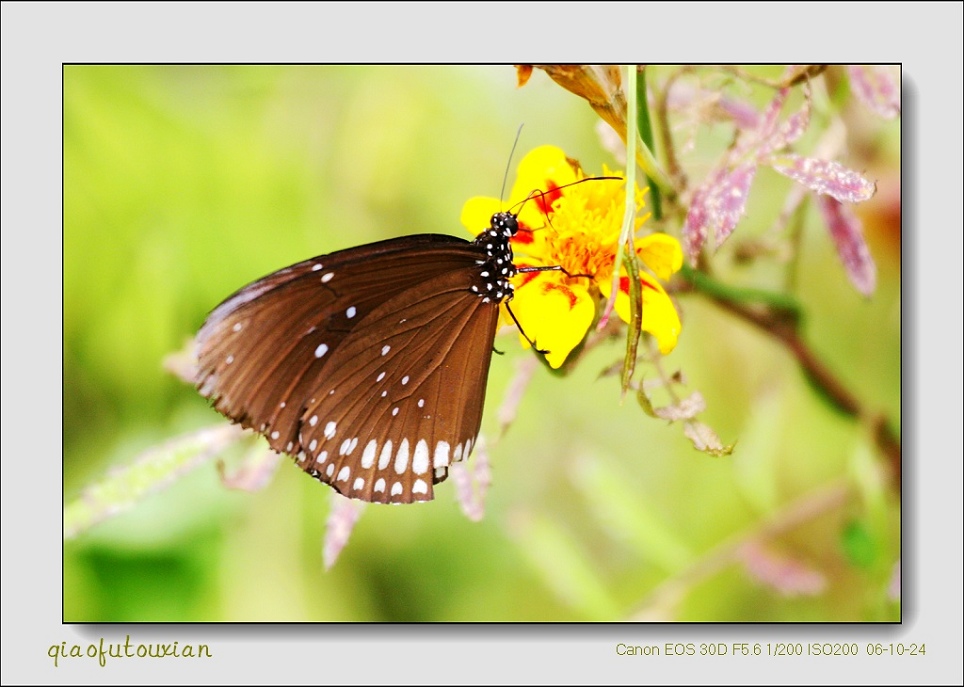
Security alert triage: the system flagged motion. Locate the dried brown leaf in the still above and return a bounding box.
[683,421,735,456]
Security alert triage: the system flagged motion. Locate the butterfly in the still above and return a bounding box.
[195,211,527,504]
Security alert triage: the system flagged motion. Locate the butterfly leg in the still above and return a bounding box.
[516,264,594,280]
[504,298,549,355]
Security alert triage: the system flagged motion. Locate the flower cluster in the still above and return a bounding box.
[461,145,682,368]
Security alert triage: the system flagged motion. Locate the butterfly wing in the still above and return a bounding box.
[296,266,500,503]
[195,234,498,503]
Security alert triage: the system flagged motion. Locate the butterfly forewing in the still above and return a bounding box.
[195,232,506,503]
[296,267,499,503]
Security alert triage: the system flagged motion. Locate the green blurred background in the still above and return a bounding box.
[63,65,901,622]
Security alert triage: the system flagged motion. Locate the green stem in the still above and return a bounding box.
[616,65,641,395]
[679,263,802,320]
[636,66,662,220]
[621,247,642,394]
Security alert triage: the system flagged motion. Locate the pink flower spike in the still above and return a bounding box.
[666,81,760,129]
[770,154,876,204]
[323,494,365,570]
[218,447,283,492]
[817,195,877,296]
[718,94,761,130]
[848,65,901,119]
[683,164,757,260]
[756,88,790,142]
[757,87,811,158]
[740,541,827,597]
[497,356,538,436]
[451,435,491,522]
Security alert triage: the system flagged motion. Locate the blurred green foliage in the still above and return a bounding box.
[64,65,900,622]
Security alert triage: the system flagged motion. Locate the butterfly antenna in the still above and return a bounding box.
[508,176,624,218]
[500,124,525,206]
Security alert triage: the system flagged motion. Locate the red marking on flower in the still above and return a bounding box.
[533,181,562,216]
[511,223,535,245]
[619,275,657,295]
[542,280,579,309]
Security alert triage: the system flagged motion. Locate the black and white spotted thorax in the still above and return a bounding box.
[470,211,519,304]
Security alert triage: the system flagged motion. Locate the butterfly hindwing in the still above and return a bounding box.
[295,267,500,503]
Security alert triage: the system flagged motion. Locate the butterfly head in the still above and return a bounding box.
[490,211,519,238]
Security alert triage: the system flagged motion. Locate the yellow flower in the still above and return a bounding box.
[460,145,683,368]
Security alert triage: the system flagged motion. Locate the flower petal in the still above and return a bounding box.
[637,233,684,281]
[460,196,504,236]
[510,145,580,224]
[510,276,594,368]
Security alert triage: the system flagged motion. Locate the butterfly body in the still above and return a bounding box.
[196,213,520,503]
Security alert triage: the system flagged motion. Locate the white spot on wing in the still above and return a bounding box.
[324,421,337,439]
[374,478,386,493]
[315,343,329,358]
[321,272,334,283]
[346,306,357,319]
[337,466,350,482]
[413,479,428,495]
[434,441,450,468]
[391,482,403,496]
[413,440,430,475]
[361,440,377,469]
[381,345,391,356]
[378,441,393,470]
[353,477,365,491]
[394,439,410,474]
